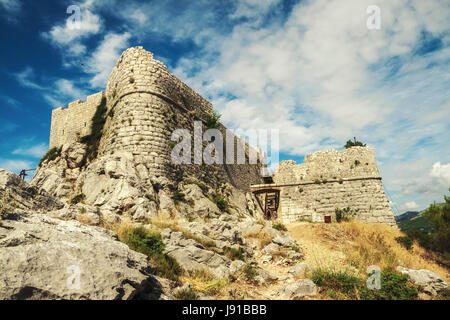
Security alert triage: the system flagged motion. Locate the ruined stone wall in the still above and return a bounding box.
[49,92,105,149]
[272,147,395,226]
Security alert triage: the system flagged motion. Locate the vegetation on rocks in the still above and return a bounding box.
[79,96,107,166]
[38,146,62,167]
[212,195,229,212]
[312,268,419,300]
[405,190,450,261]
[174,288,199,300]
[224,247,245,261]
[243,264,258,281]
[335,207,356,222]
[273,223,288,231]
[344,137,367,149]
[205,110,222,130]
[395,236,413,250]
[117,225,182,281]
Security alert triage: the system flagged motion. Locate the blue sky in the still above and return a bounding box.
[0,0,449,214]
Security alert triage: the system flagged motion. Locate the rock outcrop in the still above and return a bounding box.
[396,266,449,295]
[0,168,62,213]
[0,212,170,300]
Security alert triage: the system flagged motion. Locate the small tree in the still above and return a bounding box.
[344,137,367,149]
[205,110,222,130]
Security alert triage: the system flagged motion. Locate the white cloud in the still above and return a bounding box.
[402,201,419,211]
[0,0,20,12]
[14,67,88,108]
[0,159,34,173]
[55,79,87,100]
[430,162,450,186]
[12,143,48,158]
[87,32,131,88]
[169,0,450,211]
[15,67,44,90]
[42,1,102,52]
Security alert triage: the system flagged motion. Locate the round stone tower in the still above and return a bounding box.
[100,47,179,177]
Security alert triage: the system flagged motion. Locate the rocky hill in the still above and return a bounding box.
[1,164,449,300]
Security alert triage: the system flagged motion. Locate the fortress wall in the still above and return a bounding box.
[97,46,262,189]
[273,147,395,226]
[46,47,262,190]
[49,92,105,149]
[274,147,380,184]
[278,179,395,226]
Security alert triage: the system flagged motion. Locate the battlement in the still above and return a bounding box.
[49,91,105,149]
[274,146,380,184]
[267,146,395,225]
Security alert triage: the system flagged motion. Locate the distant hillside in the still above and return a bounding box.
[395,211,420,222]
[396,203,446,234]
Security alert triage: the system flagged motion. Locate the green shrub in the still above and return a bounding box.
[172,190,186,205]
[243,264,258,281]
[312,269,419,300]
[407,190,450,258]
[395,236,413,250]
[312,269,362,299]
[175,288,199,300]
[122,226,165,256]
[273,223,288,232]
[38,146,62,167]
[335,207,356,222]
[213,195,228,212]
[224,247,245,261]
[79,97,107,165]
[360,270,419,300]
[120,226,182,281]
[344,137,367,149]
[205,110,221,130]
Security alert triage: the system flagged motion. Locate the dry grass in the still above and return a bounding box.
[151,219,217,250]
[341,220,449,279]
[76,214,97,226]
[243,231,274,249]
[181,269,229,297]
[287,220,449,282]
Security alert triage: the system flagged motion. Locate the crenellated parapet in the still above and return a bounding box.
[268,146,396,226]
[49,91,105,149]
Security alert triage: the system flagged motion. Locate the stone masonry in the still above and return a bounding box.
[49,91,105,149]
[268,147,396,225]
[48,46,263,191]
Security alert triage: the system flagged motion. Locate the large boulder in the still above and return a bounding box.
[0,169,62,213]
[0,212,167,300]
[160,228,232,278]
[396,266,449,295]
[277,279,318,299]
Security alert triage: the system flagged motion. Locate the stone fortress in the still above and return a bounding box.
[47,46,395,226]
[258,147,396,226]
[49,46,264,191]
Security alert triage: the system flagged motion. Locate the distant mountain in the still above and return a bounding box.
[395,211,420,222]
